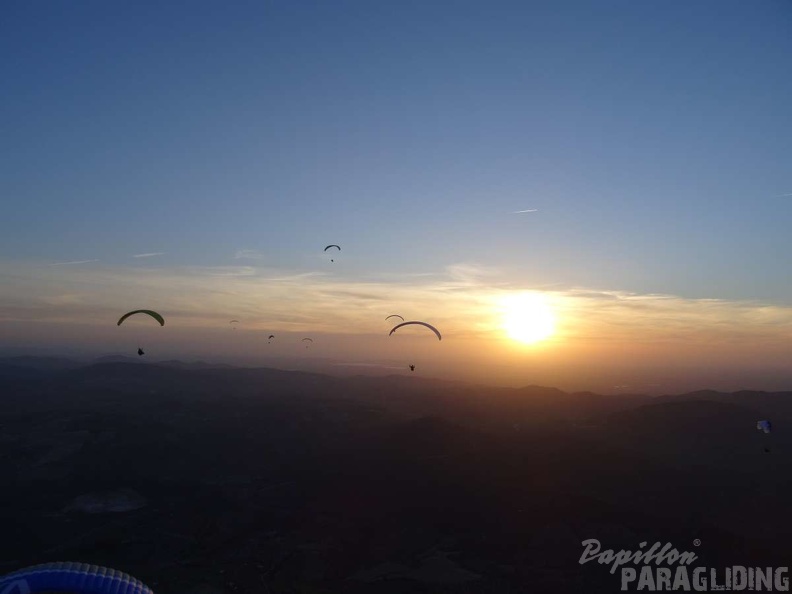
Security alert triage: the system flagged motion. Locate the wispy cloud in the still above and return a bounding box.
[440,262,507,292]
[184,266,258,277]
[776,192,792,197]
[512,209,538,213]
[3,259,791,354]
[235,249,268,260]
[49,260,99,266]
[132,252,165,258]
[259,271,327,282]
[334,362,405,370]
[554,288,792,345]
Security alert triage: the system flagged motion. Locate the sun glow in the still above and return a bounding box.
[500,292,556,344]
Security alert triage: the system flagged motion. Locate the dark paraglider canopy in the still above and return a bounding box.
[409,364,415,371]
[388,321,442,341]
[117,310,165,326]
[137,348,145,356]
[386,314,405,322]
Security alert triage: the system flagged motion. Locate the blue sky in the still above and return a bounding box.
[2,1,791,389]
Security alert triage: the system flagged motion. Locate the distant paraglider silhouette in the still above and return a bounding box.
[386,314,405,323]
[137,348,145,356]
[302,337,314,348]
[268,334,275,344]
[758,420,772,453]
[324,244,340,262]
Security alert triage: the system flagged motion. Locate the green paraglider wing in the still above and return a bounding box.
[117,310,165,327]
[388,321,441,341]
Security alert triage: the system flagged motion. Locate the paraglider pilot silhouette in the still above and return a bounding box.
[410,364,415,372]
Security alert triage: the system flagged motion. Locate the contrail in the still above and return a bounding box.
[50,259,99,266]
[132,252,165,258]
[512,209,538,213]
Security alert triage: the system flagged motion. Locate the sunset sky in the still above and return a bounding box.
[2,1,791,393]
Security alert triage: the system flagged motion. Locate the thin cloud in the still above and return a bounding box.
[235,249,268,260]
[260,271,327,282]
[776,192,792,197]
[132,252,165,258]
[512,209,538,213]
[5,259,792,351]
[185,266,258,277]
[334,362,405,370]
[49,260,99,266]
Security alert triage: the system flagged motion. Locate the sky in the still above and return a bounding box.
[2,1,791,394]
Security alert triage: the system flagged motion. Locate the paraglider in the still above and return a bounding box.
[118,310,163,356]
[389,322,440,371]
[117,310,164,326]
[302,337,313,348]
[268,334,275,344]
[230,319,239,330]
[324,244,340,262]
[386,314,405,322]
[757,420,772,453]
[0,562,154,594]
[388,321,442,341]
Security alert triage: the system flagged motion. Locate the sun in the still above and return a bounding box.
[500,293,556,345]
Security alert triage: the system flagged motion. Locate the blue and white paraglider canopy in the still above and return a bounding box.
[0,562,154,594]
[757,420,772,434]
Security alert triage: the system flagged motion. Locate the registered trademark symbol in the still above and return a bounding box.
[693,539,701,547]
